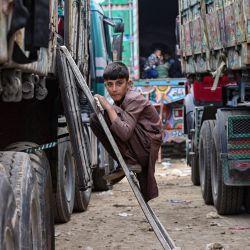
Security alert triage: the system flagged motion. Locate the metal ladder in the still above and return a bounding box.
[57,46,179,250]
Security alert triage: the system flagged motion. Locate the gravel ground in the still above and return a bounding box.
[55,160,250,250]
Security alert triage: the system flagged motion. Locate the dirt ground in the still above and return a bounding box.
[55,160,250,250]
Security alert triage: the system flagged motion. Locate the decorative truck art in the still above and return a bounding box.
[131,80,186,144]
[180,0,250,215]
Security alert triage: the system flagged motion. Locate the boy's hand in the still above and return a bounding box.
[94,96,104,113]
[94,94,117,122]
[94,94,111,111]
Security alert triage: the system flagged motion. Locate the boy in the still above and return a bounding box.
[90,62,162,202]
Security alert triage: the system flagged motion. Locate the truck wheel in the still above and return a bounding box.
[199,120,215,205]
[0,165,19,250]
[211,130,244,215]
[244,187,250,213]
[5,142,55,249]
[93,166,110,191]
[74,124,92,212]
[92,142,113,191]
[191,133,200,186]
[55,128,76,222]
[0,151,42,249]
[186,139,191,166]
[74,170,92,212]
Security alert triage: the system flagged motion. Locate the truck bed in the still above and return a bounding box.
[179,0,250,74]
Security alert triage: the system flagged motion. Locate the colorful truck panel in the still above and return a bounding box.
[132,79,186,143]
[101,0,139,79]
[179,0,250,73]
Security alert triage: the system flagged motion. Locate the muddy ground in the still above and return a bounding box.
[55,160,250,250]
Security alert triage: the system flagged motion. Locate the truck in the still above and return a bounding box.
[88,0,124,191]
[0,0,123,248]
[100,0,187,159]
[179,0,250,215]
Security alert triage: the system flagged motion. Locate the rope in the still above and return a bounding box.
[21,138,70,153]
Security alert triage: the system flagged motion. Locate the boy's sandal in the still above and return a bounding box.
[102,164,142,182]
[102,168,125,182]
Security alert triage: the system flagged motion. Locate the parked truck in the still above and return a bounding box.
[179,0,250,215]
[0,0,123,248]
[88,0,124,191]
[100,0,187,158]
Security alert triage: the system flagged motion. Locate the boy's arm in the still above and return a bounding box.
[95,94,147,142]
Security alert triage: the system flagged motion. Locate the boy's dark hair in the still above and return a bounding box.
[103,62,129,81]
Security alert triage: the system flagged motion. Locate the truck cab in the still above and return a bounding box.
[89,0,124,190]
[90,0,124,95]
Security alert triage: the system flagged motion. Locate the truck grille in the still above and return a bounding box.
[229,117,250,137]
[228,116,250,159]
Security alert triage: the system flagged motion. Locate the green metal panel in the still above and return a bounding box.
[101,0,135,76]
[109,9,132,68]
[90,0,109,95]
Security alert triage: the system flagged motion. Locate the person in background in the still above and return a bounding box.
[90,62,162,202]
[168,55,183,78]
[156,54,170,78]
[144,48,162,78]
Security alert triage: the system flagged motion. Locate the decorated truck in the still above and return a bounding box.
[0,0,123,248]
[179,0,250,214]
[88,0,124,191]
[100,0,186,158]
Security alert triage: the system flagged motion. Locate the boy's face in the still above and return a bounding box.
[105,78,129,102]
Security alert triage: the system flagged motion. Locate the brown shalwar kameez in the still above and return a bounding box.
[90,89,162,202]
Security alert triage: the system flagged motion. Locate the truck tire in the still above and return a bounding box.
[74,124,92,212]
[0,151,42,249]
[74,170,92,212]
[92,166,110,191]
[5,142,55,250]
[199,120,215,205]
[92,142,113,191]
[55,128,76,222]
[0,165,19,250]
[186,138,191,166]
[211,129,244,215]
[191,133,200,186]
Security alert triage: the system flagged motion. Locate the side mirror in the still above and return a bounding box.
[112,34,123,61]
[114,22,124,33]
